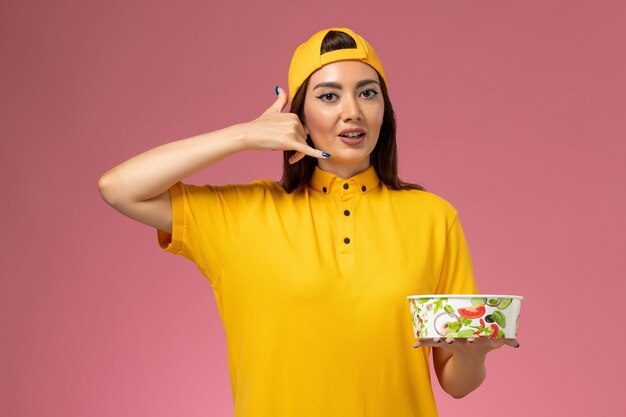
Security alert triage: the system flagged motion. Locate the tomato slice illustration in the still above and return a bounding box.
[457,305,486,319]
[489,323,499,338]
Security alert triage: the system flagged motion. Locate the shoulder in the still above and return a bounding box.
[172,180,284,208]
[249,179,285,191]
[384,186,458,219]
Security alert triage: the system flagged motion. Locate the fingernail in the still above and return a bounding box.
[446,340,454,344]
[275,85,280,95]
[322,152,331,158]
[468,339,475,343]
[514,342,520,348]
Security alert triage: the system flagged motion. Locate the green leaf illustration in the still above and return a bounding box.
[458,329,475,338]
[492,310,506,328]
[448,322,461,331]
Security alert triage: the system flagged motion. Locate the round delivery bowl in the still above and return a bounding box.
[406,295,523,339]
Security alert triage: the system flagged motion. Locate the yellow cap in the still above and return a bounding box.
[287,28,387,102]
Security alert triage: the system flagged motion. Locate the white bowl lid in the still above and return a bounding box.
[406,294,524,300]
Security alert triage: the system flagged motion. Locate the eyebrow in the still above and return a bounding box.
[312,79,380,90]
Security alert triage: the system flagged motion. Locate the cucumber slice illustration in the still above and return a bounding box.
[497,298,512,310]
[485,298,501,307]
[471,298,485,306]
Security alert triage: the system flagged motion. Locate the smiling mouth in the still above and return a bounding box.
[339,132,365,138]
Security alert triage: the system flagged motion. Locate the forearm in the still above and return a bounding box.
[435,349,487,399]
[98,124,248,205]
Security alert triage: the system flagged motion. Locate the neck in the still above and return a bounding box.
[317,159,371,179]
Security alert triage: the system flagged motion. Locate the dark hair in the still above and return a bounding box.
[280,30,424,193]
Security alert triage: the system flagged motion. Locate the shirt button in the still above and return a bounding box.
[361,185,366,192]
[344,237,351,244]
[343,183,349,190]
[344,210,350,216]
[322,186,327,193]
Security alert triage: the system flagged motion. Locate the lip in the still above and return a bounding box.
[339,128,366,135]
[338,134,366,145]
[338,127,366,145]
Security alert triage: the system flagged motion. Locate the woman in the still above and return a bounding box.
[99,27,518,417]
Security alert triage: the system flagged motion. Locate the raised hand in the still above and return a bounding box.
[239,86,330,164]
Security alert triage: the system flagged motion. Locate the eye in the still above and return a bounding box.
[316,93,338,102]
[360,89,379,99]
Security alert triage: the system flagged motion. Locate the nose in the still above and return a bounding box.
[341,94,362,121]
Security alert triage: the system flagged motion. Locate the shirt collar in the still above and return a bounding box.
[309,165,380,195]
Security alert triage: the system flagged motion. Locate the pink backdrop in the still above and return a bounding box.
[2,1,625,416]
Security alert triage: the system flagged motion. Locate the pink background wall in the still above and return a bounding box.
[2,0,625,416]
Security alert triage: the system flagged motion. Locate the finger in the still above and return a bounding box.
[261,85,288,116]
[413,338,441,348]
[295,119,309,140]
[467,337,476,343]
[504,338,520,349]
[290,142,330,163]
[487,338,512,350]
[288,151,306,165]
[445,337,455,344]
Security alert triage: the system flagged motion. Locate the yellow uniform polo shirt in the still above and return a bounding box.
[158,165,477,417]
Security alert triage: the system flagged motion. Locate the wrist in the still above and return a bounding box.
[211,123,252,152]
[450,349,487,369]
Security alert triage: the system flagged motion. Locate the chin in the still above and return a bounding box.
[335,148,374,161]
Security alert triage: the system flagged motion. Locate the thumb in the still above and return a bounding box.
[261,85,288,115]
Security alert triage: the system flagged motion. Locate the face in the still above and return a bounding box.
[303,60,384,178]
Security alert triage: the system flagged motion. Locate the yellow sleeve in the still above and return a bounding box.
[434,212,479,294]
[157,181,265,284]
